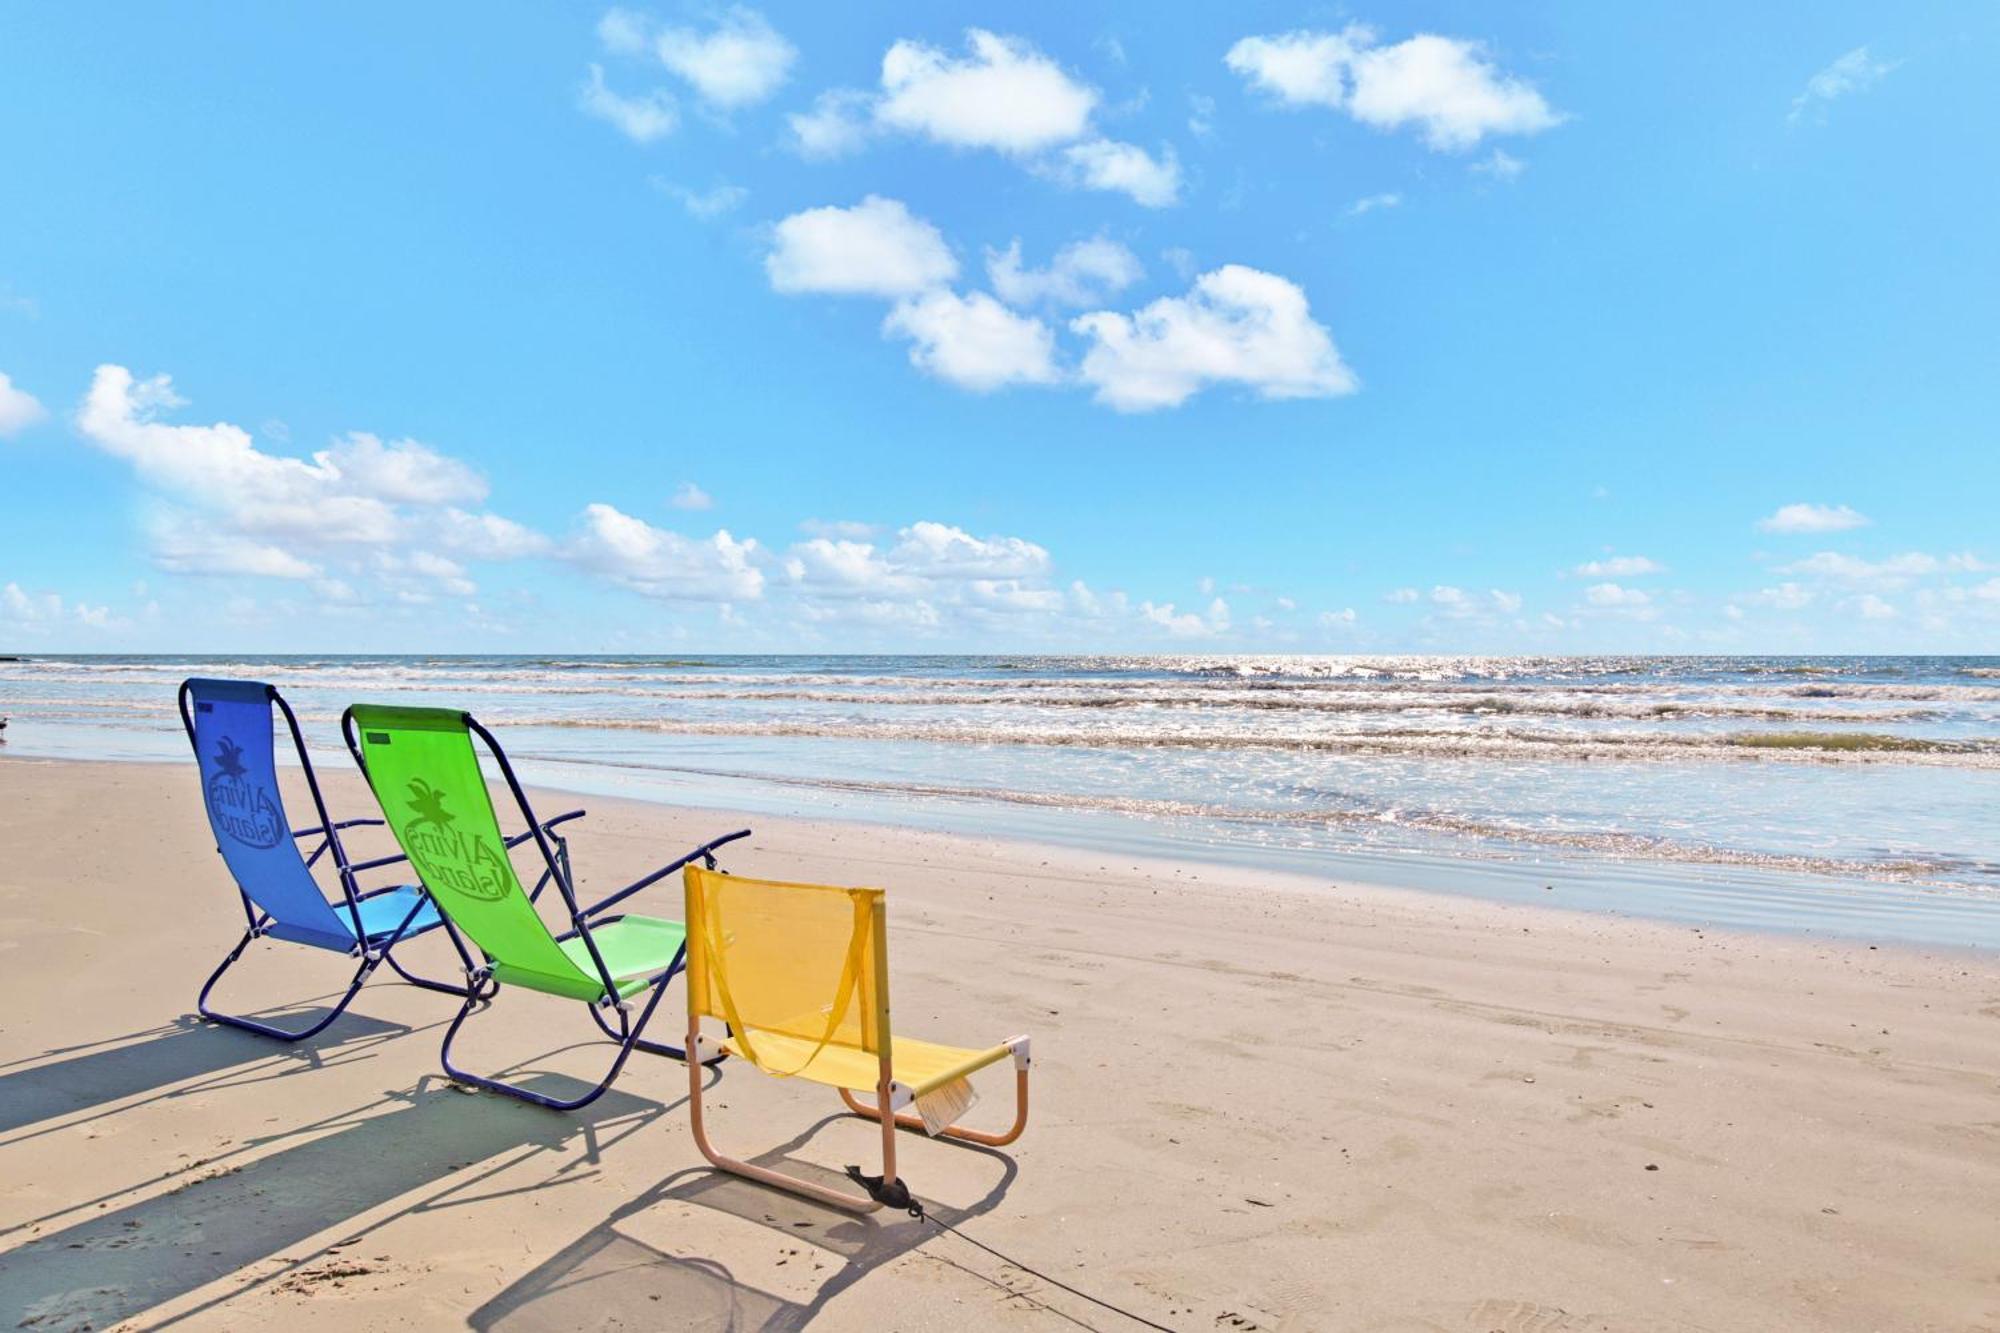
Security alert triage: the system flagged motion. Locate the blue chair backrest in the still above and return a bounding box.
[183,678,354,951]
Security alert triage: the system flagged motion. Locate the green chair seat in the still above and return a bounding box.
[491,914,690,1002]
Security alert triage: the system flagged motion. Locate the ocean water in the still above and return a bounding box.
[4,653,1998,947]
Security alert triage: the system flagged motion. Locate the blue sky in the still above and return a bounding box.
[2,3,1996,653]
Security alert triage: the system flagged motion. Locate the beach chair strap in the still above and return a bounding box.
[702,889,872,1079]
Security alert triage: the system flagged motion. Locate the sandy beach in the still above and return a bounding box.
[1,753,1997,1331]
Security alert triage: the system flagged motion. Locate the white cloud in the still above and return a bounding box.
[882,289,1060,391]
[1790,47,1899,125]
[1573,554,1664,577]
[1745,582,1813,610]
[890,521,1050,578]
[1347,192,1402,216]
[74,365,547,591]
[436,508,551,560]
[876,29,1096,154]
[670,481,714,511]
[1384,587,1419,603]
[0,370,46,436]
[1851,592,1898,620]
[1141,597,1229,638]
[566,503,765,602]
[658,181,747,219]
[655,7,795,109]
[579,64,677,143]
[789,89,874,159]
[1,582,118,632]
[1225,25,1561,151]
[1757,502,1869,534]
[1779,550,1988,585]
[1470,148,1525,181]
[986,236,1142,309]
[318,431,486,505]
[799,517,879,540]
[149,516,321,580]
[596,8,651,56]
[765,196,957,298]
[1071,265,1356,411]
[1051,138,1182,207]
[1319,607,1357,627]
[1583,582,1650,607]
[791,30,1179,208]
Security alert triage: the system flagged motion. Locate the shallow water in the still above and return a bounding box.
[4,653,1997,947]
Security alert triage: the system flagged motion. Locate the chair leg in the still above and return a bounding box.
[440,976,672,1112]
[838,1067,1031,1147]
[584,979,725,1065]
[686,1022,896,1214]
[196,931,376,1043]
[381,948,482,998]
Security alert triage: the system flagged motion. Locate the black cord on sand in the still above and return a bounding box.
[846,1168,1179,1332]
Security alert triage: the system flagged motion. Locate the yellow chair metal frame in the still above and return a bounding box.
[682,865,1031,1213]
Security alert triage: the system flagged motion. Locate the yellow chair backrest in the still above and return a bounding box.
[683,865,889,1074]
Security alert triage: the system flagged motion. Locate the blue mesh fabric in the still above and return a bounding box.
[185,679,355,951]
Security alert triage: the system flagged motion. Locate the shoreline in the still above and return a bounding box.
[1,756,1997,1327]
[6,746,1997,955]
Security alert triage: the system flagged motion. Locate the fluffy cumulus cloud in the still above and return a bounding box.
[1071,265,1356,411]
[876,29,1096,154]
[566,503,766,602]
[1790,47,1899,125]
[2,581,117,633]
[578,64,678,143]
[882,289,1060,391]
[766,201,1344,411]
[655,7,796,108]
[1048,139,1182,208]
[594,6,794,111]
[1757,502,1869,534]
[791,29,1180,207]
[1225,24,1561,152]
[72,365,546,598]
[0,370,47,436]
[1573,554,1664,577]
[669,481,714,511]
[986,237,1143,309]
[764,196,957,298]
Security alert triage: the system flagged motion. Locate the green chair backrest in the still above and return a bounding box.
[347,705,603,1000]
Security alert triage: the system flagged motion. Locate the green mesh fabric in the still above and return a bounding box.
[348,706,607,1001]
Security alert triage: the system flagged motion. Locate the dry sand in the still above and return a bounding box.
[1,755,1997,1331]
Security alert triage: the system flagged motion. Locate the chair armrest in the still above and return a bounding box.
[580,828,751,919]
[346,848,413,875]
[292,817,386,840]
[503,809,586,850]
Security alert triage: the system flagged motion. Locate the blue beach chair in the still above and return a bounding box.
[178,677,477,1040]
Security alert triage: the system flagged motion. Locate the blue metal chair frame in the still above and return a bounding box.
[178,677,481,1041]
[342,706,748,1111]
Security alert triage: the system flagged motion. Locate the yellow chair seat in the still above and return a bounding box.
[722,1025,1013,1098]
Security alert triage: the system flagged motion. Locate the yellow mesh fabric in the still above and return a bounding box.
[684,866,885,1076]
[717,1029,1014,1097]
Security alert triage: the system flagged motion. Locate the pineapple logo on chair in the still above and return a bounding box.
[206,736,283,848]
[400,777,511,901]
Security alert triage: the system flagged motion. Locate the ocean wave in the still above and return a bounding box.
[485,714,2000,767]
[510,754,1982,886]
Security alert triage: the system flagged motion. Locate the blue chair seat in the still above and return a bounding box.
[353,886,443,942]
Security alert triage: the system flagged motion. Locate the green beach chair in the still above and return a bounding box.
[342,704,747,1109]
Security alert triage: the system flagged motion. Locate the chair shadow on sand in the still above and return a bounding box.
[469,1113,1023,1332]
[0,1049,690,1333]
[0,998,413,1145]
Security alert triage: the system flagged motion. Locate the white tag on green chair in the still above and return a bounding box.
[915,1077,978,1136]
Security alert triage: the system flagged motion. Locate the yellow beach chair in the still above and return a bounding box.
[682,865,1031,1212]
